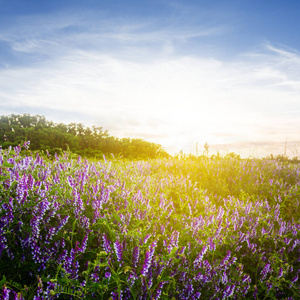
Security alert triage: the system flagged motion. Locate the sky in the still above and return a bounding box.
[1,0,300,157]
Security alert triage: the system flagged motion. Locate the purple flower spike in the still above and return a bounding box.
[80,235,88,253]
[291,274,298,284]
[114,240,123,263]
[223,284,235,298]
[105,272,111,281]
[141,241,157,277]
[1,285,10,300]
[194,245,208,267]
[102,234,112,252]
[219,250,231,268]
[132,246,140,268]
[260,263,272,280]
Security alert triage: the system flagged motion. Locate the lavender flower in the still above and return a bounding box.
[260,263,272,280]
[194,245,208,267]
[80,235,88,253]
[219,250,231,268]
[208,237,216,251]
[102,234,112,252]
[222,284,235,298]
[105,272,111,281]
[154,281,167,300]
[291,274,298,284]
[114,240,123,263]
[132,246,140,268]
[1,285,10,300]
[141,241,157,277]
[221,271,228,284]
[166,231,179,254]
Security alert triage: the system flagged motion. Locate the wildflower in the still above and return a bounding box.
[261,263,272,280]
[102,234,112,252]
[111,290,122,300]
[266,280,273,291]
[80,234,88,253]
[128,273,137,287]
[143,234,152,245]
[105,272,111,281]
[141,241,157,277]
[208,237,216,251]
[253,285,258,299]
[222,284,235,298]
[216,207,224,221]
[219,250,231,268]
[194,246,208,267]
[132,246,140,268]
[291,274,298,284]
[23,141,30,150]
[114,240,123,263]
[1,285,10,300]
[154,281,167,300]
[186,284,194,297]
[241,274,251,284]
[167,231,179,254]
[221,271,228,284]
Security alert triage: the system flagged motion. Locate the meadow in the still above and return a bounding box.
[0,143,300,299]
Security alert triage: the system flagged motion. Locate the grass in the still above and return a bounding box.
[0,144,300,299]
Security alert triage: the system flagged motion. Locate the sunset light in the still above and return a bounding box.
[1,1,300,157]
[1,2,300,298]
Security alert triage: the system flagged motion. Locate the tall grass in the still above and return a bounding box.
[0,144,299,299]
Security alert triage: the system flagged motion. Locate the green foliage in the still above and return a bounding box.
[1,144,300,299]
[0,114,169,160]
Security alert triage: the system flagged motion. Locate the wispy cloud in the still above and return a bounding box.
[0,7,228,63]
[1,8,300,156]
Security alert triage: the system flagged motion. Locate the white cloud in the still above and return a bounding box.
[1,11,300,157]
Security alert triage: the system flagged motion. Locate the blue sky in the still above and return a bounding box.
[1,0,300,157]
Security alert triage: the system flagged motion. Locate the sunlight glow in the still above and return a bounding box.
[1,5,300,157]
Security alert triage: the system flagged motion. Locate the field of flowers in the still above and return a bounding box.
[1,143,300,299]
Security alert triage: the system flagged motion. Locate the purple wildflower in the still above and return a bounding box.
[56,215,69,232]
[23,141,30,150]
[114,240,123,263]
[208,237,216,251]
[105,272,111,281]
[222,284,235,298]
[132,246,140,268]
[102,234,112,252]
[241,274,251,284]
[216,206,224,221]
[221,271,228,284]
[291,274,298,284]
[194,245,208,267]
[253,285,258,299]
[128,273,137,287]
[1,285,10,300]
[219,250,231,269]
[166,231,179,254]
[80,235,88,253]
[261,263,272,280]
[142,234,152,245]
[154,281,167,300]
[141,241,157,276]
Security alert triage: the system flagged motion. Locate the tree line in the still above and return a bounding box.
[0,114,170,159]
